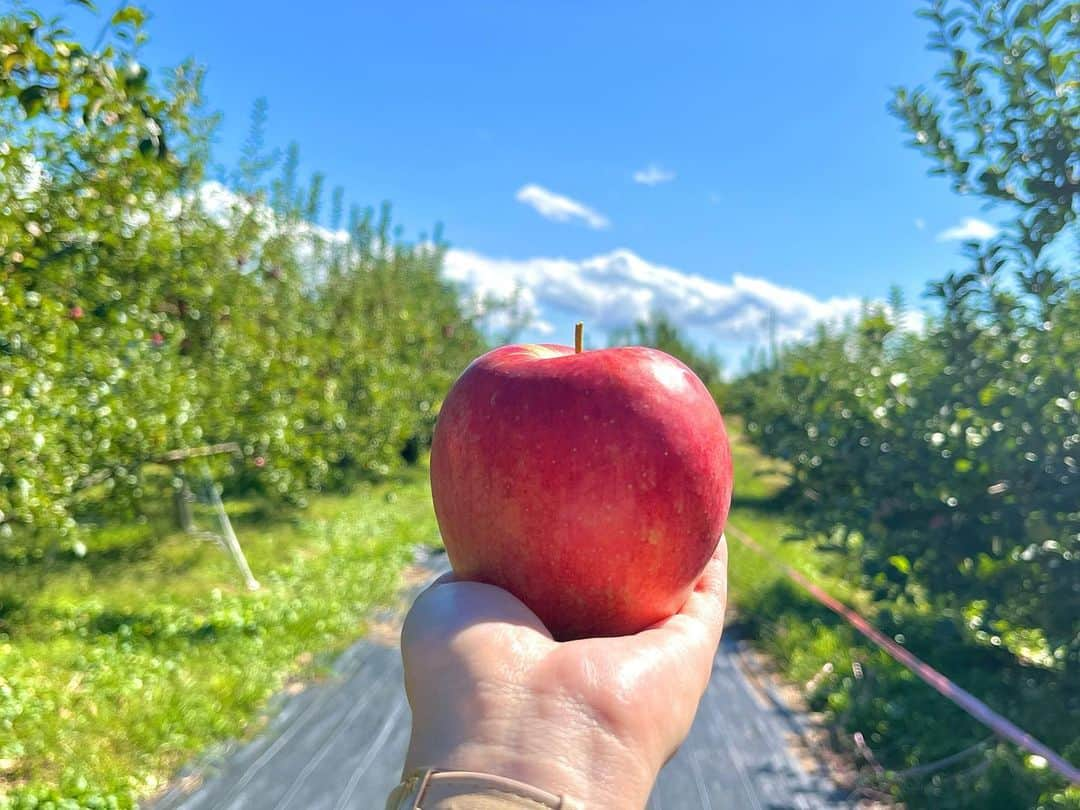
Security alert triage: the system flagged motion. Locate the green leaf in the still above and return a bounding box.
[18,84,48,117]
[125,62,149,91]
[82,96,104,127]
[111,6,146,27]
[1014,2,1038,28]
[888,555,912,575]
[2,52,25,76]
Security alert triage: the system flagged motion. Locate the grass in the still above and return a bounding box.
[0,463,439,809]
[723,419,1079,809]
[726,420,858,603]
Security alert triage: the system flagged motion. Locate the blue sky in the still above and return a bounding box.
[51,0,1006,367]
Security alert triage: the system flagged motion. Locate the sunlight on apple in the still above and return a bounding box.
[649,359,691,393]
[522,344,565,359]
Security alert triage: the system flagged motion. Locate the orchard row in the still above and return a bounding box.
[731,2,1078,804]
[0,9,487,545]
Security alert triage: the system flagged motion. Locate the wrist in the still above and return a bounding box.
[404,740,650,808]
[403,683,654,808]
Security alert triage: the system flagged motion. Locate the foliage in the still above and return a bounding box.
[891,0,1079,264]
[732,0,1079,804]
[0,5,486,545]
[726,423,1079,809]
[734,285,1079,657]
[0,464,438,809]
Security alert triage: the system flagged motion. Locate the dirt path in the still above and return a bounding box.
[150,552,850,810]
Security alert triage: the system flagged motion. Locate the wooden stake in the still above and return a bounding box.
[574,322,583,353]
[201,462,260,591]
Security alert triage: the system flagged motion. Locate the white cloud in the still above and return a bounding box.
[633,164,676,186]
[937,217,998,242]
[899,309,927,334]
[443,247,864,344]
[914,218,926,230]
[515,184,609,229]
[135,182,876,349]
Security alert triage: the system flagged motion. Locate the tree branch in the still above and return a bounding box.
[154,442,242,464]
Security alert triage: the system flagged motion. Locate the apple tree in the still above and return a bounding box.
[1,4,488,550]
[733,0,1078,804]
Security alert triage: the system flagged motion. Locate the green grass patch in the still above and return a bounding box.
[0,465,438,809]
[727,418,860,608]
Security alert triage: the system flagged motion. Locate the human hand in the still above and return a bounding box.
[398,536,727,808]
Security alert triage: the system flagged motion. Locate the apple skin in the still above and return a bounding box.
[430,343,732,640]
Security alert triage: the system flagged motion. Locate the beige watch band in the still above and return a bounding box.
[386,768,584,809]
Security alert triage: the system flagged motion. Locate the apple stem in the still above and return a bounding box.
[575,322,583,354]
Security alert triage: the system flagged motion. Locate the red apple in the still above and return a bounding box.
[430,342,732,639]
